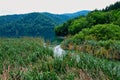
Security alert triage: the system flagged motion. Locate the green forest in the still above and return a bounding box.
[55,1,120,60]
[0,1,120,80]
[0,11,89,40]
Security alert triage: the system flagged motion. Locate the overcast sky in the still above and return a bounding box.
[0,0,119,15]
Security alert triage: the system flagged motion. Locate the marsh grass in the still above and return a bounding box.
[0,38,120,80]
[62,39,120,60]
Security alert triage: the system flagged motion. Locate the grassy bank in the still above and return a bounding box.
[0,38,119,80]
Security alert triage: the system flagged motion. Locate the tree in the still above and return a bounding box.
[68,17,88,35]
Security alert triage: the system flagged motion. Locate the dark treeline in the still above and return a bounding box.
[103,1,120,11]
[0,11,89,40]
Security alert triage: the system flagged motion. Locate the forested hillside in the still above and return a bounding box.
[55,3,120,36]
[55,1,120,60]
[0,10,89,40]
[0,1,120,80]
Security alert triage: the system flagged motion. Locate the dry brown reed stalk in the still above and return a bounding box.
[46,40,50,47]
[75,45,79,53]
[86,45,92,53]
[78,69,92,80]
[68,43,74,50]
[113,50,120,60]
[0,65,10,80]
[79,46,83,51]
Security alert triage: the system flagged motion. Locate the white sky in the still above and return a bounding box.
[0,0,119,15]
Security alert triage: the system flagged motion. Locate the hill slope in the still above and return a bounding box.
[0,10,90,40]
[55,1,120,36]
[55,1,120,60]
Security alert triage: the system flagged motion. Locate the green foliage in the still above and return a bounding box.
[55,11,115,36]
[103,1,120,11]
[61,24,120,60]
[23,71,59,80]
[55,2,120,37]
[113,10,120,26]
[115,18,120,26]
[0,13,57,40]
[68,17,88,35]
[54,20,72,36]
[86,11,106,25]
[0,38,52,69]
[55,16,88,36]
[54,2,120,79]
[0,11,89,40]
[73,24,120,41]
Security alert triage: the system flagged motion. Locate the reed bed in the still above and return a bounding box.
[0,38,119,80]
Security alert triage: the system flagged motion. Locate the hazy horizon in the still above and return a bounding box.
[0,0,119,15]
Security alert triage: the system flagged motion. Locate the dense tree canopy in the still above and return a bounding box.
[0,11,89,40]
[68,17,88,35]
[55,1,120,37]
[55,16,88,36]
[0,13,57,40]
[73,24,120,41]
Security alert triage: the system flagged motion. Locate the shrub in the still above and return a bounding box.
[73,24,120,41]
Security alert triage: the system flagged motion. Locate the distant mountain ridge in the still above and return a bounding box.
[63,10,90,18]
[0,10,90,40]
